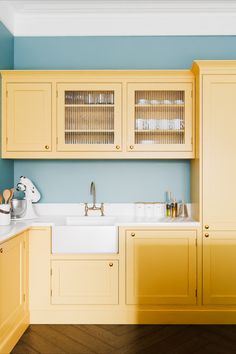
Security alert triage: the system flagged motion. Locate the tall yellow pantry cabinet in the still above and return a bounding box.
[193,61,236,305]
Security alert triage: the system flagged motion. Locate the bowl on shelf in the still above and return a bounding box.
[10,199,27,219]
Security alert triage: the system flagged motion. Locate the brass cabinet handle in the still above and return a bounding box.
[205,233,209,238]
[130,145,134,150]
[204,225,209,230]
[0,248,3,253]
[131,232,135,237]
[109,262,113,267]
[116,145,120,150]
[45,145,50,150]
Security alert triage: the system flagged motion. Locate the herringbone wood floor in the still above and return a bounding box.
[11,325,236,354]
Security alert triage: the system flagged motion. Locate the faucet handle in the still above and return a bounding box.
[84,202,88,216]
[101,203,105,216]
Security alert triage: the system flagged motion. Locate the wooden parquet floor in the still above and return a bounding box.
[11,324,236,354]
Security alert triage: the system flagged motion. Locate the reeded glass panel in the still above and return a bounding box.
[134,90,185,145]
[64,91,115,144]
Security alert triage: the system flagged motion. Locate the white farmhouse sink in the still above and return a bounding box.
[52,225,118,254]
[66,216,116,226]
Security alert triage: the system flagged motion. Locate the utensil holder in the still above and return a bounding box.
[0,204,11,225]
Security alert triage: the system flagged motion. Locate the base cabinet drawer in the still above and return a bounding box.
[51,260,118,305]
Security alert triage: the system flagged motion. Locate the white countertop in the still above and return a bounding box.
[0,214,200,245]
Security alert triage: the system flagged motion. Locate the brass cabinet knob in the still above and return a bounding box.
[130,145,134,150]
[109,262,113,267]
[0,248,3,253]
[131,232,135,237]
[204,225,209,230]
[45,145,50,150]
[116,145,120,150]
[205,233,209,238]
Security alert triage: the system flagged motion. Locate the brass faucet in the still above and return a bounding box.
[84,181,104,216]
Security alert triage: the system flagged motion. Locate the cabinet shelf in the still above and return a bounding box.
[65,104,114,108]
[65,130,114,133]
[135,104,184,108]
[135,129,184,133]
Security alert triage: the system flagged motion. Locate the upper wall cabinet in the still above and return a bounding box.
[1,71,194,159]
[5,83,52,152]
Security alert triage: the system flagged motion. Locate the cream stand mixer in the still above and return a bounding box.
[15,176,41,219]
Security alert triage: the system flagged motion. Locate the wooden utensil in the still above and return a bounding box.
[0,194,3,204]
[9,188,14,202]
[3,189,11,204]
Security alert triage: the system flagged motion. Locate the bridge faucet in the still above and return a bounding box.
[84,181,104,216]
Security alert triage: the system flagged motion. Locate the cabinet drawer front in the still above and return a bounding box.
[51,260,118,305]
[126,230,197,305]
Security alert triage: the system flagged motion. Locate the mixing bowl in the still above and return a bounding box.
[10,199,27,219]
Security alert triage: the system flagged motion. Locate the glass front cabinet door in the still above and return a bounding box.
[127,83,193,153]
[57,83,122,152]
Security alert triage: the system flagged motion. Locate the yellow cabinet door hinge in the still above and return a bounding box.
[195,289,197,297]
[195,238,197,247]
[6,90,8,98]
[56,90,58,98]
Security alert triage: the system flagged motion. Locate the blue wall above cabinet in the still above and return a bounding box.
[14,36,236,70]
[0,22,14,192]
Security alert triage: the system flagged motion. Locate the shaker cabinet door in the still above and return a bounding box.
[203,75,236,230]
[51,260,119,305]
[203,231,236,305]
[6,83,52,152]
[126,229,197,305]
[0,232,27,352]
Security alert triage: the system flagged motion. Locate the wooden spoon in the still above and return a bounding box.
[3,189,11,204]
[0,194,2,204]
[9,188,14,202]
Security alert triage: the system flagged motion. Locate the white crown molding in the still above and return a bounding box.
[0,2,15,34]
[1,1,236,36]
[13,12,236,36]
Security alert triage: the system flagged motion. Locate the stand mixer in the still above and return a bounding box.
[16,176,41,219]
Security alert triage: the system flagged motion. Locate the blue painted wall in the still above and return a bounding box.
[13,36,236,202]
[0,22,14,192]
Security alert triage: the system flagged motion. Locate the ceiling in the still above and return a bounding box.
[1,0,236,36]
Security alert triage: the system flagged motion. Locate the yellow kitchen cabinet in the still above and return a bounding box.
[1,70,195,159]
[127,82,193,154]
[51,260,119,305]
[203,231,236,305]
[0,232,29,354]
[202,74,236,230]
[4,82,52,152]
[126,229,197,305]
[57,83,122,152]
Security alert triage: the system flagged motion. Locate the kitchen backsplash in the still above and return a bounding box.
[14,160,190,203]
